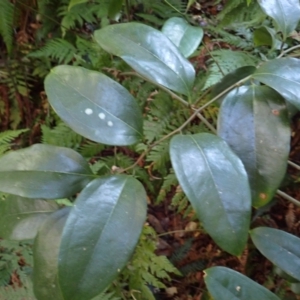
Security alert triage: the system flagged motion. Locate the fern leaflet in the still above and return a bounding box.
[0,0,14,54]
[0,129,28,156]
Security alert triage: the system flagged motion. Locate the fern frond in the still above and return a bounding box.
[41,122,83,149]
[0,278,36,300]
[0,0,14,54]
[91,289,120,300]
[217,0,264,27]
[118,225,180,299]
[157,172,178,204]
[59,0,110,35]
[79,141,105,158]
[170,238,193,264]
[146,140,170,172]
[208,26,253,49]
[217,0,244,22]
[28,38,76,64]
[171,186,190,216]
[0,129,28,156]
[179,259,206,276]
[203,49,258,90]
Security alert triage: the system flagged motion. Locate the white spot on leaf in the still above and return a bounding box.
[108,121,113,127]
[98,112,105,119]
[85,108,93,115]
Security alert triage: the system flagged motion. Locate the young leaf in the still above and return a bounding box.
[45,65,143,146]
[0,195,59,240]
[250,227,300,281]
[204,266,280,300]
[58,175,147,300]
[218,85,290,207]
[0,144,94,199]
[161,17,203,58]
[257,0,300,40]
[94,23,195,96]
[170,133,251,256]
[252,58,300,110]
[253,26,282,49]
[33,207,70,300]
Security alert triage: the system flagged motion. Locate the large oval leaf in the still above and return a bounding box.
[170,133,251,255]
[252,57,300,110]
[161,17,203,58]
[58,175,147,300]
[45,65,143,146]
[33,207,70,300]
[0,195,59,240]
[204,266,280,300]
[250,227,300,281]
[217,85,290,207]
[94,23,195,96]
[0,144,94,199]
[257,0,300,40]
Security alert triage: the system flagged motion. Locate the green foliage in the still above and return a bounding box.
[115,225,180,300]
[59,0,111,35]
[41,122,83,149]
[203,49,258,90]
[0,0,14,54]
[133,0,187,26]
[2,0,300,299]
[0,240,35,299]
[29,38,77,64]
[0,129,28,156]
[217,0,264,26]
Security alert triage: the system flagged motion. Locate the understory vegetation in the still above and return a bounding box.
[1,0,300,299]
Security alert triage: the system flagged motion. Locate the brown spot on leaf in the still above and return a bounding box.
[272,109,279,116]
[259,193,267,200]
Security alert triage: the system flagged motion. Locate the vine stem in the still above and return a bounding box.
[120,74,252,173]
[277,44,300,58]
[288,160,300,170]
[277,190,300,207]
[157,229,201,237]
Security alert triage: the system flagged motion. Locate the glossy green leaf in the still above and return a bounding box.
[170,133,251,255]
[33,207,70,300]
[94,23,195,96]
[45,65,143,146]
[251,227,300,281]
[204,266,280,300]
[252,58,300,110]
[0,144,94,199]
[0,195,59,240]
[58,175,147,300]
[257,0,300,40]
[218,85,290,207]
[212,66,255,101]
[161,17,203,58]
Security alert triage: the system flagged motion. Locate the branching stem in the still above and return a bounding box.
[288,160,300,170]
[277,44,300,58]
[277,190,300,207]
[121,74,251,173]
